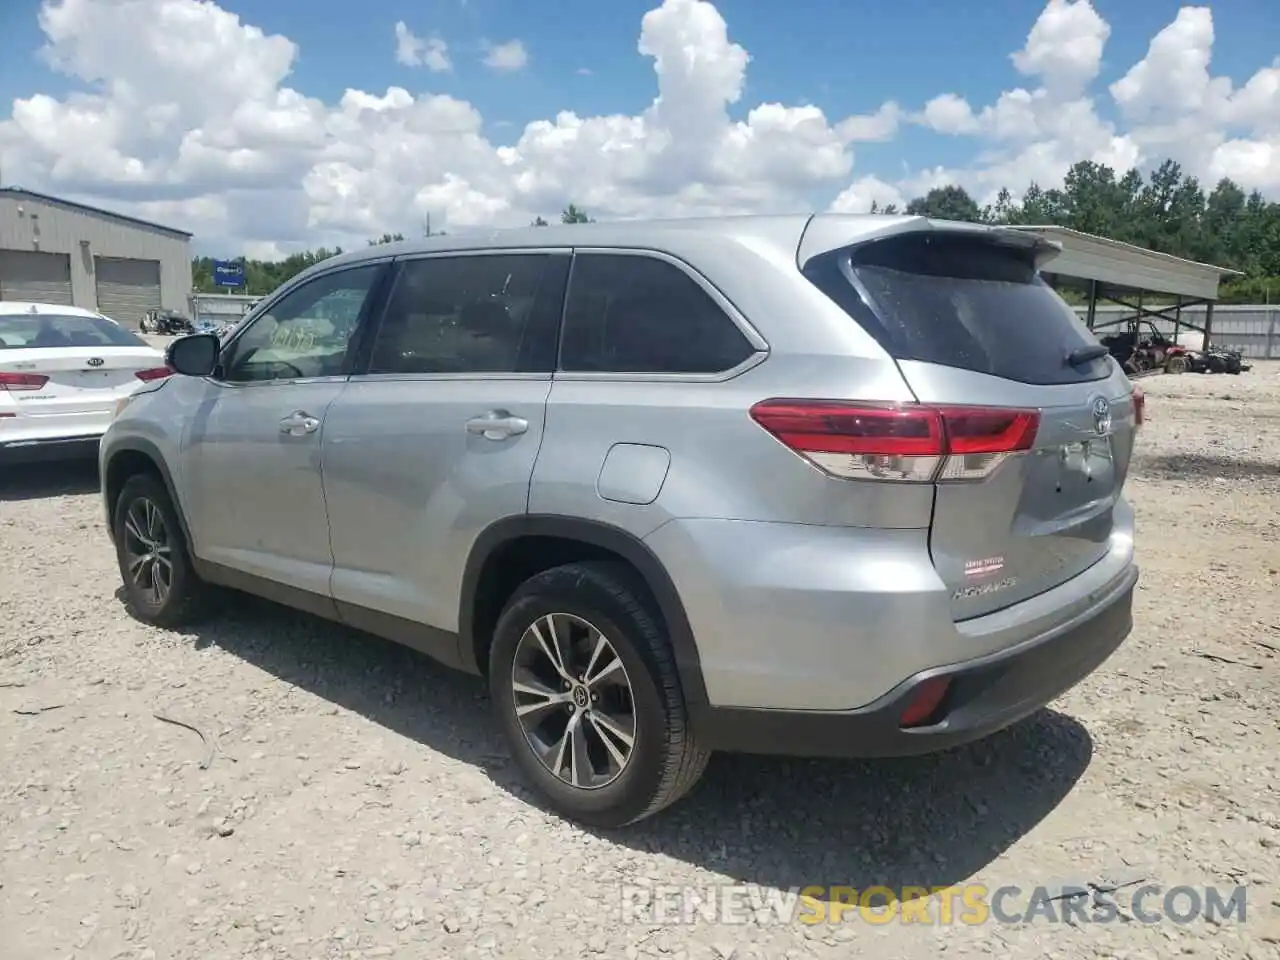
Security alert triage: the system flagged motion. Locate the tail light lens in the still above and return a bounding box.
[749,399,1040,483]
[0,372,50,392]
[1131,386,1144,428]
[135,366,174,382]
[899,676,952,728]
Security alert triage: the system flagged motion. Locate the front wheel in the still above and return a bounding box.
[489,561,710,828]
[113,473,211,627]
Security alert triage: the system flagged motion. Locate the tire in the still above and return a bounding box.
[113,472,211,627]
[1165,355,1188,374]
[488,561,710,828]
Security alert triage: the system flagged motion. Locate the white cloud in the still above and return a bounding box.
[918,94,978,135]
[481,39,529,73]
[895,0,1279,206]
[394,22,452,72]
[0,0,895,251]
[829,175,906,213]
[1010,0,1110,96]
[0,0,1276,257]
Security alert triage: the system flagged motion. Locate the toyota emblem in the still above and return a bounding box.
[1091,397,1111,436]
[86,357,104,367]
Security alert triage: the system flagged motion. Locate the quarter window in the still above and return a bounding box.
[368,254,566,375]
[559,254,755,374]
[221,265,382,383]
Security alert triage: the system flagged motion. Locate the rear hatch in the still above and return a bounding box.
[801,223,1138,620]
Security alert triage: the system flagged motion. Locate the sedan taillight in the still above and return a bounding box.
[0,372,50,391]
[135,366,174,382]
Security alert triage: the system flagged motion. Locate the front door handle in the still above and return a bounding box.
[465,410,529,441]
[279,410,321,436]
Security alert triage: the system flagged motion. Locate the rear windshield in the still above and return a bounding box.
[804,232,1111,385]
[0,314,150,350]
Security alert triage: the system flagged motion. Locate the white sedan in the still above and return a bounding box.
[0,301,173,463]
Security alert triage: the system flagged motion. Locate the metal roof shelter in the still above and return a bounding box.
[1010,224,1243,352]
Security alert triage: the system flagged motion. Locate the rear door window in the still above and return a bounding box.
[368,254,567,375]
[559,253,755,374]
[803,232,1111,385]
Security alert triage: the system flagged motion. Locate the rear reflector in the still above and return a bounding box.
[0,372,50,392]
[135,366,174,382]
[749,399,1039,483]
[899,676,951,728]
[1131,386,1144,428]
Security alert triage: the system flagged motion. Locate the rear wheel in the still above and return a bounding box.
[1165,354,1188,374]
[113,473,210,627]
[489,561,709,827]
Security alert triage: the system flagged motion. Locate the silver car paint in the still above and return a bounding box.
[321,373,553,630]
[100,213,1138,716]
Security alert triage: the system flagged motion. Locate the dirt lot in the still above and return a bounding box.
[2,365,1279,960]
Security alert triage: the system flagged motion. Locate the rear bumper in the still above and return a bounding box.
[691,562,1137,758]
[0,433,102,463]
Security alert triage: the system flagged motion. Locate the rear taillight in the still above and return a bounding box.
[135,366,174,382]
[0,372,50,392]
[1131,386,1144,428]
[748,399,1040,483]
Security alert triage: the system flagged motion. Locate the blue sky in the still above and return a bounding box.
[1,0,1277,255]
[2,0,1276,190]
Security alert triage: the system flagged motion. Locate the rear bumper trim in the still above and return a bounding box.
[690,563,1137,758]
[0,433,102,463]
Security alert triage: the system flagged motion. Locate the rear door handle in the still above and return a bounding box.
[465,410,529,441]
[279,410,321,436]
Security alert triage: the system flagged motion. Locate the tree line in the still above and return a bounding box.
[191,162,1280,303]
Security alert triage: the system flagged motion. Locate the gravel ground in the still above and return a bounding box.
[2,364,1279,960]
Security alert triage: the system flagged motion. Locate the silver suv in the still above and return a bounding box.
[100,214,1141,826]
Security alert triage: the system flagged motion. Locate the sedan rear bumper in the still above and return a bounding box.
[691,562,1137,758]
[0,433,102,464]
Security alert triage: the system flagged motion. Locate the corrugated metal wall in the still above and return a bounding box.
[1077,304,1280,359]
[0,249,74,304]
[95,256,162,327]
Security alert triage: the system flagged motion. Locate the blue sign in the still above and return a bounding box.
[212,260,245,288]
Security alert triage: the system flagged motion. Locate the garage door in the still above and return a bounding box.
[0,250,74,305]
[95,257,161,328]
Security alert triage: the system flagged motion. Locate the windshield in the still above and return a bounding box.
[0,313,152,350]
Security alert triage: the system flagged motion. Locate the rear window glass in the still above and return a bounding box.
[560,254,756,374]
[804,232,1110,385]
[0,313,150,350]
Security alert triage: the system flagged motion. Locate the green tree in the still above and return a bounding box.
[195,161,1280,304]
[905,185,985,223]
[531,216,550,227]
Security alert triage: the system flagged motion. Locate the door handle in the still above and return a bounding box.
[465,410,529,441]
[279,410,321,436]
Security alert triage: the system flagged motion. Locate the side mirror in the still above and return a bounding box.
[165,333,221,377]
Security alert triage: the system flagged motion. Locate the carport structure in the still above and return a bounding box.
[1008,225,1242,352]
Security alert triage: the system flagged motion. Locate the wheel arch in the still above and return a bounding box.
[459,515,709,707]
[102,438,194,549]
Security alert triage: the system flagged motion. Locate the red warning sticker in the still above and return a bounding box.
[964,556,1006,578]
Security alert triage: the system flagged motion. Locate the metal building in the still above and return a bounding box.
[1009,224,1240,352]
[0,187,192,328]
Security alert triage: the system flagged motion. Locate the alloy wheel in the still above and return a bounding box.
[510,612,637,790]
[122,497,173,607]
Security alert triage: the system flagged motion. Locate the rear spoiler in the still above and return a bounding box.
[797,214,1064,271]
